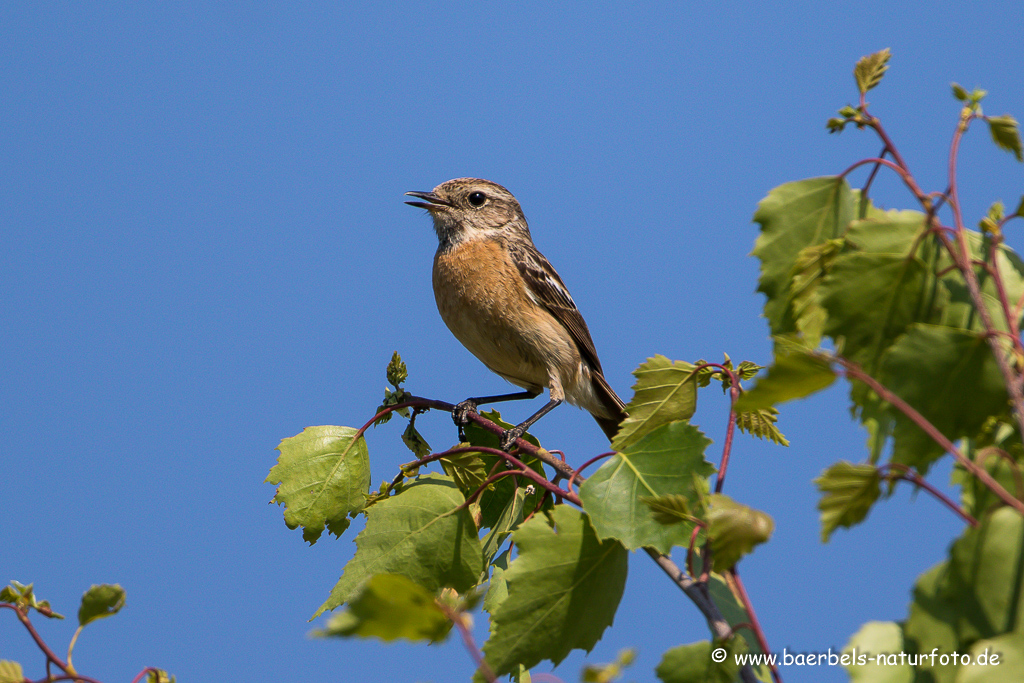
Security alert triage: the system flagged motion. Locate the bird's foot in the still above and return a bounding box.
[453,399,479,441]
[500,425,526,452]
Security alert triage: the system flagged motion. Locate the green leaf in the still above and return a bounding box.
[706,494,774,571]
[463,411,547,529]
[0,660,24,683]
[988,114,1023,162]
[818,252,939,371]
[440,447,491,500]
[580,422,715,553]
[753,177,856,337]
[843,621,911,683]
[854,48,891,95]
[904,508,1024,681]
[880,325,1010,470]
[655,637,747,683]
[480,486,526,567]
[1014,195,1024,219]
[733,344,836,412]
[312,574,451,643]
[483,548,511,615]
[78,584,125,627]
[480,506,628,679]
[314,473,483,618]
[146,670,175,683]
[735,407,789,446]
[814,461,881,542]
[400,419,431,458]
[613,355,699,451]
[267,425,371,544]
[951,82,969,102]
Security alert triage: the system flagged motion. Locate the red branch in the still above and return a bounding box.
[730,569,780,683]
[839,358,1024,516]
[882,464,978,526]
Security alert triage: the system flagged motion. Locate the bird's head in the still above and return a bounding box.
[405,178,529,247]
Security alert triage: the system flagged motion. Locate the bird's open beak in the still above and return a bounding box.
[404,191,452,211]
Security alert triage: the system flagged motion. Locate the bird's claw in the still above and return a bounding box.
[453,399,479,441]
[500,426,526,452]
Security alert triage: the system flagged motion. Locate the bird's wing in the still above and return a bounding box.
[508,239,604,374]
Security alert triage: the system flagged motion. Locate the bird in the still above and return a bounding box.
[405,177,627,450]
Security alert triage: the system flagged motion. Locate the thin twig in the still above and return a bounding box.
[883,463,978,526]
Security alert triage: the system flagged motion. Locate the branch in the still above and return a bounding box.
[382,394,764,682]
[838,357,1024,515]
[944,114,1024,442]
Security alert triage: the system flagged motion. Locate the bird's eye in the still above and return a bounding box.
[468,191,487,207]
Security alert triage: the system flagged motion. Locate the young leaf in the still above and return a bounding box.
[580,422,715,553]
[613,355,699,451]
[312,574,451,643]
[706,494,774,571]
[1014,195,1024,219]
[951,82,969,102]
[385,351,408,387]
[641,493,693,525]
[854,48,891,96]
[0,661,24,683]
[735,407,789,446]
[988,115,1023,161]
[788,238,845,348]
[733,344,836,412]
[0,581,63,619]
[314,474,483,618]
[267,425,371,544]
[814,461,881,542]
[480,506,628,680]
[78,584,125,627]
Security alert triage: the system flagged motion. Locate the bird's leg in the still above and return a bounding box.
[500,398,563,451]
[453,389,540,441]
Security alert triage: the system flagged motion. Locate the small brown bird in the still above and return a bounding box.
[405,178,627,450]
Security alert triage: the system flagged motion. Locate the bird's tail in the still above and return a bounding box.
[591,372,628,442]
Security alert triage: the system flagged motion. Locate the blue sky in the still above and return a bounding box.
[3,3,1022,682]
